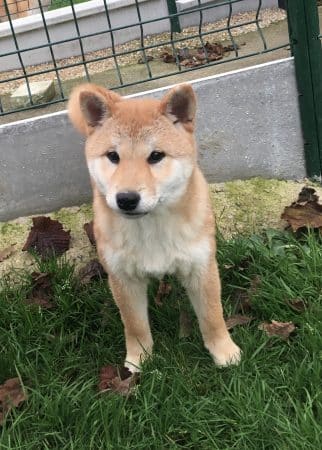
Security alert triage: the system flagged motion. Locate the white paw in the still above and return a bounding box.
[210,337,241,367]
[124,359,141,373]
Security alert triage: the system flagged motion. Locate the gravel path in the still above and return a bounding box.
[0,8,286,94]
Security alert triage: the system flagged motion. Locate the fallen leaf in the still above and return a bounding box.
[208,54,223,62]
[180,59,192,67]
[162,52,176,63]
[250,275,261,293]
[109,373,139,396]
[286,298,307,313]
[155,280,172,306]
[98,365,139,396]
[0,245,16,263]
[83,221,96,246]
[177,47,191,60]
[179,310,193,338]
[0,378,27,424]
[161,41,233,68]
[225,314,253,330]
[25,272,55,309]
[98,365,118,390]
[281,187,322,231]
[231,276,260,313]
[297,187,319,203]
[137,55,154,64]
[22,217,70,259]
[239,257,251,271]
[232,289,251,313]
[282,202,322,231]
[78,259,107,285]
[258,320,296,340]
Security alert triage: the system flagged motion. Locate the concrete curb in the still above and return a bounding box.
[0,57,305,221]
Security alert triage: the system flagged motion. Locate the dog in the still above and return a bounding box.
[68,83,241,371]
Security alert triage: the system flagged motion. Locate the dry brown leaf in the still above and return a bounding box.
[22,216,70,259]
[25,272,55,309]
[281,187,322,231]
[286,298,307,313]
[98,365,139,396]
[155,280,172,306]
[162,52,176,63]
[98,365,118,390]
[137,55,154,64]
[233,289,252,313]
[232,276,260,313]
[179,310,193,339]
[109,373,140,396]
[225,314,253,330]
[79,259,107,285]
[250,275,261,293]
[25,297,55,309]
[297,187,319,203]
[161,41,235,68]
[0,378,27,424]
[83,221,96,246]
[0,245,16,263]
[258,320,296,340]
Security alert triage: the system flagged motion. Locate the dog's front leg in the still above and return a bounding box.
[182,260,241,367]
[108,274,153,372]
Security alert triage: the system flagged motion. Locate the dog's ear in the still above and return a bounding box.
[160,84,196,132]
[68,83,121,136]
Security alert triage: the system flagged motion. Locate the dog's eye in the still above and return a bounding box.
[106,151,120,164]
[147,151,165,164]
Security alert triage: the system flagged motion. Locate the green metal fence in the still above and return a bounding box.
[286,0,322,178]
[0,0,289,117]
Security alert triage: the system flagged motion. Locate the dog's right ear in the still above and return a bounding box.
[68,84,121,136]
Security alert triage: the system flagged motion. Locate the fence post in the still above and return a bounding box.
[286,0,322,179]
[166,0,181,33]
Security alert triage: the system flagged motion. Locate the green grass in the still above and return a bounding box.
[49,0,89,11]
[0,229,322,449]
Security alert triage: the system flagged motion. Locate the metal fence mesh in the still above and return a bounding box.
[0,0,290,117]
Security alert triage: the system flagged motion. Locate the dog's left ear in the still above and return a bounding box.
[160,84,196,132]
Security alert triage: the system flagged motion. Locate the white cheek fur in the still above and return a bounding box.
[88,156,193,213]
[87,158,110,196]
[157,159,193,205]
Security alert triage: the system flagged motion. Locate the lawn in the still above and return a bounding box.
[49,0,89,11]
[0,228,321,449]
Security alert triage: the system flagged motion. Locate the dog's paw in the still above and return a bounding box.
[124,360,141,373]
[210,337,241,367]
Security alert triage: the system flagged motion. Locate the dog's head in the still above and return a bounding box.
[68,83,197,218]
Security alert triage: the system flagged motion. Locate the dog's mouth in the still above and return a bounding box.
[121,211,149,219]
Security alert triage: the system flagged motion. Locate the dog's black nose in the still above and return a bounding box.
[116,191,140,211]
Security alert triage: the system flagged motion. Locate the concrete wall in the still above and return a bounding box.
[0,58,305,222]
[0,0,278,70]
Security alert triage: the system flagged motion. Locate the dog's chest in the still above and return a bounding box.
[103,213,210,278]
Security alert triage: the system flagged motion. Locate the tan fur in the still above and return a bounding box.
[68,83,241,371]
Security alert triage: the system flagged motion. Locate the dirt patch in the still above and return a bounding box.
[1,178,321,280]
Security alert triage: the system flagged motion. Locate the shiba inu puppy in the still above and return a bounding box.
[68,83,241,371]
